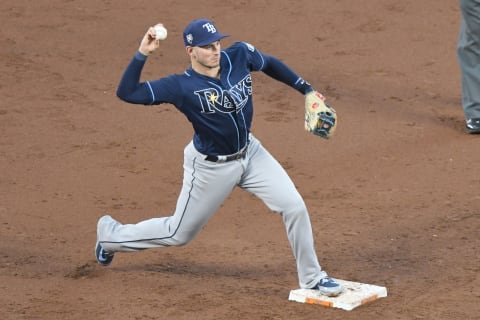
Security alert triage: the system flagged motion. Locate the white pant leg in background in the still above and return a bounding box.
[458,0,480,119]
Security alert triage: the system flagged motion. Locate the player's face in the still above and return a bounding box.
[191,41,221,69]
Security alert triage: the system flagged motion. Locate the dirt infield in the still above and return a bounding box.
[1,1,479,319]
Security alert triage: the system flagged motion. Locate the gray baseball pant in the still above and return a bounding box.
[458,0,480,119]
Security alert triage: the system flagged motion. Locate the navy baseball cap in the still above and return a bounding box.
[183,19,229,47]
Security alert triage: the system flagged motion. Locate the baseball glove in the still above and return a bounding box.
[304,91,337,139]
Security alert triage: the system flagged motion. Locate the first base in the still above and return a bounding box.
[288,279,387,311]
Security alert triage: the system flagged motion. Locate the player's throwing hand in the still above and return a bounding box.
[138,24,164,56]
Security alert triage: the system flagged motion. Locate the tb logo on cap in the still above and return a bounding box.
[202,23,217,33]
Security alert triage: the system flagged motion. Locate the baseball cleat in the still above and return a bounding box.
[466,118,480,134]
[95,242,115,266]
[312,277,343,297]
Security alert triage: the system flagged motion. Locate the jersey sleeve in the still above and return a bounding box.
[239,41,267,72]
[116,51,183,106]
[240,42,313,94]
[146,76,183,106]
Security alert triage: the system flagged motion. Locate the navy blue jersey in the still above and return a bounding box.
[117,41,311,155]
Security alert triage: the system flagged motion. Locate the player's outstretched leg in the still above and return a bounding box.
[94,141,244,265]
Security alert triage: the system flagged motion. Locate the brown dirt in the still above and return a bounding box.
[1,1,479,319]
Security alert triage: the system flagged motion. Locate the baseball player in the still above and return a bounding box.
[95,18,342,296]
[458,0,480,133]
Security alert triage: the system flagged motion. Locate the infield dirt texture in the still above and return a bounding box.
[1,1,478,319]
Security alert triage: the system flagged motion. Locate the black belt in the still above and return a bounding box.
[205,142,249,163]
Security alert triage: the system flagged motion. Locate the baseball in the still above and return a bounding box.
[154,25,168,41]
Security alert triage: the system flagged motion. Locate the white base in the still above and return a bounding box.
[288,279,387,311]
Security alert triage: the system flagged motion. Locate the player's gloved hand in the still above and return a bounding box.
[138,25,162,56]
[304,91,337,139]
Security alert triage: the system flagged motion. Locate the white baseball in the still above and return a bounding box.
[154,25,167,41]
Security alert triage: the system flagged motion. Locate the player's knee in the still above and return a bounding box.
[282,197,308,218]
[169,231,197,246]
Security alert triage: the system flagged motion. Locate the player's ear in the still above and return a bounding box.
[185,46,193,55]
